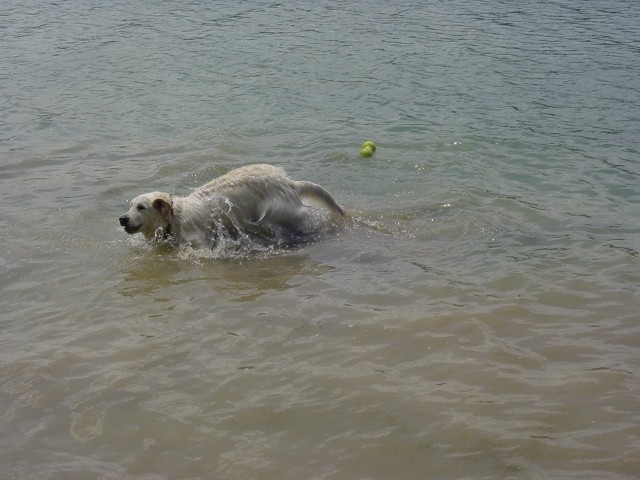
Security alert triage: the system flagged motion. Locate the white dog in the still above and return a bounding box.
[119,164,346,248]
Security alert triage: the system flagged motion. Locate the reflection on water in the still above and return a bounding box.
[118,247,335,304]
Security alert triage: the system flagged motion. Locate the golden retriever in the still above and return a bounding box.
[119,164,346,248]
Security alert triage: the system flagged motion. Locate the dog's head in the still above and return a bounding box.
[119,192,173,238]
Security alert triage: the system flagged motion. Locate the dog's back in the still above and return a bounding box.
[195,164,345,221]
[195,164,288,196]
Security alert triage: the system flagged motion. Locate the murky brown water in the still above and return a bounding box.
[2,0,639,478]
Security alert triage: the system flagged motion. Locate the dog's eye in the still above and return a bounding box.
[136,205,146,211]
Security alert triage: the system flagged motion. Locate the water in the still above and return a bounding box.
[1,0,639,478]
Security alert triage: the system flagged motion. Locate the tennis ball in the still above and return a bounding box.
[360,145,374,157]
[362,141,376,152]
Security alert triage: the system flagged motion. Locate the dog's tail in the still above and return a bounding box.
[295,181,346,217]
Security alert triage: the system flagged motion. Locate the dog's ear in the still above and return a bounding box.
[152,197,172,220]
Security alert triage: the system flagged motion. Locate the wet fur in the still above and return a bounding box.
[119,164,346,248]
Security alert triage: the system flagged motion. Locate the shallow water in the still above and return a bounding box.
[1,0,639,479]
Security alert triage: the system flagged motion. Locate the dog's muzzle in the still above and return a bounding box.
[119,215,140,234]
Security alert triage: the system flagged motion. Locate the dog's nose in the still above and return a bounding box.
[119,215,129,227]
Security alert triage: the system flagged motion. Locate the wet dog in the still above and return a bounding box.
[119,164,346,248]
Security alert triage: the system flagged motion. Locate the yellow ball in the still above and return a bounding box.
[362,140,376,152]
[360,146,374,157]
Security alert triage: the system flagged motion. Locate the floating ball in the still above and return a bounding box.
[362,140,376,152]
[360,145,374,157]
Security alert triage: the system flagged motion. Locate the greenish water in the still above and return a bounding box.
[1,1,639,479]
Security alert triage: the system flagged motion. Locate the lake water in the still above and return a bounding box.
[1,0,639,478]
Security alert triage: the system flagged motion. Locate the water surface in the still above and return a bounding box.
[1,1,639,479]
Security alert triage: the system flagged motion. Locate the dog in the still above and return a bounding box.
[119,164,346,248]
